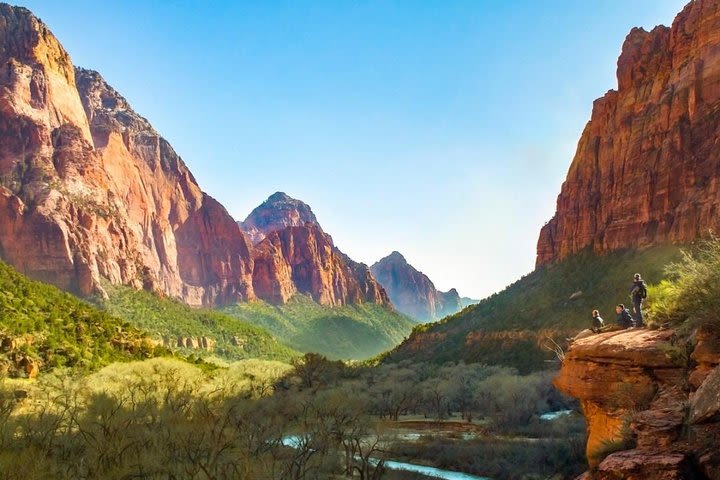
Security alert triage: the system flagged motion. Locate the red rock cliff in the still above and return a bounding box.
[0,4,257,306]
[555,327,720,478]
[253,224,390,307]
[538,0,720,266]
[0,5,389,309]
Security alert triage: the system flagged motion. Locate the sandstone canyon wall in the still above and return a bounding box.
[253,224,390,306]
[244,193,390,307]
[538,0,720,266]
[0,4,255,306]
[0,5,388,309]
[555,327,720,479]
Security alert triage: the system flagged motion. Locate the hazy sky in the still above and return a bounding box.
[18,0,687,299]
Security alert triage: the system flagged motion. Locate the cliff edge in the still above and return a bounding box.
[555,325,720,479]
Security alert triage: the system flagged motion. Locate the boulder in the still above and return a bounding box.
[554,329,684,466]
[690,365,720,424]
[596,451,693,480]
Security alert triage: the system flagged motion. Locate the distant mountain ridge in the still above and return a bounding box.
[370,251,476,322]
[240,192,390,307]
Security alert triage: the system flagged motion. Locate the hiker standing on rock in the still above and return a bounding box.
[629,273,647,327]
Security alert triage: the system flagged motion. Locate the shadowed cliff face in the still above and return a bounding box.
[370,251,468,321]
[0,5,389,309]
[538,1,720,266]
[555,327,720,478]
[253,224,390,307]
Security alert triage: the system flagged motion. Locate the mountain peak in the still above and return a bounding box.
[538,0,720,266]
[239,192,319,244]
[371,252,465,322]
[384,251,407,263]
[266,191,294,203]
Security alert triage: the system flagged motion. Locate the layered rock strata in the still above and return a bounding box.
[555,327,720,479]
[538,0,720,266]
[253,224,389,306]
[0,5,389,309]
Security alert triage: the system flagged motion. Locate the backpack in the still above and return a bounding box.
[639,282,648,299]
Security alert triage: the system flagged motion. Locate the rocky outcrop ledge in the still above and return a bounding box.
[555,326,720,479]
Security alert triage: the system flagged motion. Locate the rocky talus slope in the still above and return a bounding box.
[538,0,720,266]
[555,326,720,479]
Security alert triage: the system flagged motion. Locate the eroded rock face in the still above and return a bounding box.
[690,365,720,424]
[554,329,684,465]
[538,1,720,266]
[0,5,391,310]
[370,251,464,321]
[253,224,390,306]
[239,192,319,245]
[0,5,258,306]
[556,327,720,478]
[690,323,720,388]
[595,451,695,480]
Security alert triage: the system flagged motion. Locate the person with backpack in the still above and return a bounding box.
[615,304,634,329]
[629,273,647,327]
[591,309,604,333]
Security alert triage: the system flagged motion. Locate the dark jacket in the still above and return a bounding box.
[616,309,634,329]
[630,280,647,302]
[592,315,604,332]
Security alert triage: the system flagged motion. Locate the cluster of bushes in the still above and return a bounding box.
[0,358,388,479]
[359,360,571,431]
[0,354,586,479]
[390,431,586,480]
[0,261,163,374]
[647,237,720,331]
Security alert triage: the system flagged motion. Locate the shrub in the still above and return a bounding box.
[647,238,720,330]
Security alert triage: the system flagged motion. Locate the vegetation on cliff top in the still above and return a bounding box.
[0,260,162,375]
[221,295,414,360]
[98,285,299,363]
[647,237,720,332]
[384,245,683,373]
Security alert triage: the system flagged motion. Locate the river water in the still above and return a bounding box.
[282,436,489,479]
[378,459,490,479]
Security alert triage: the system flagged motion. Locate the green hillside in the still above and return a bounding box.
[0,260,162,376]
[98,285,299,363]
[221,295,414,360]
[384,245,683,373]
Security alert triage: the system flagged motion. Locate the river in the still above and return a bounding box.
[282,436,489,479]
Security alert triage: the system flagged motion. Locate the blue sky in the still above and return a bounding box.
[18,0,687,299]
